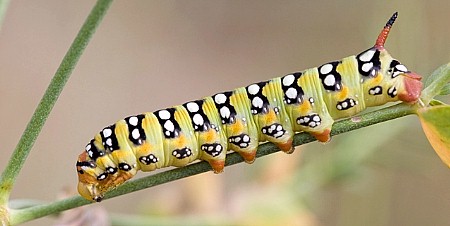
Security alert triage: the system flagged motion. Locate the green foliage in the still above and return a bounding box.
[421,63,450,105]
[417,106,450,167]
[417,61,450,168]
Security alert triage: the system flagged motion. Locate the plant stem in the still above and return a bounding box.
[0,0,10,32]
[9,103,416,225]
[0,0,113,206]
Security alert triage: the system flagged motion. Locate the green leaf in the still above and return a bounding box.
[417,105,450,167]
[438,83,450,96]
[421,63,450,105]
[429,99,446,106]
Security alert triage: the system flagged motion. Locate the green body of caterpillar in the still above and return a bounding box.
[77,13,422,202]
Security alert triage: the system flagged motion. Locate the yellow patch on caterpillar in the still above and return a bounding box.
[263,109,278,123]
[299,100,313,114]
[203,129,219,143]
[337,86,349,100]
[230,120,245,134]
[174,134,188,147]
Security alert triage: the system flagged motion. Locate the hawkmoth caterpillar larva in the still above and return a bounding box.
[76,12,422,202]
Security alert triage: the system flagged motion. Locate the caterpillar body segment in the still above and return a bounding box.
[76,13,423,202]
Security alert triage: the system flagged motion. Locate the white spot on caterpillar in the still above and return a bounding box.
[220,106,230,119]
[362,62,373,72]
[122,164,130,170]
[214,93,227,104]
[234,136,241,142]
[395,64,407,72]
[102,128,112,138]
[164,120,174,132]
[370,69,377,77]
[105,138,112,146]
[313,115,320,122]
[128,116,138,126]
[323,74,336,86]
[97,174,107,180]
[158,110,171,120]
[242,135,250,142]
[132,128,140,140]
[275,131,284,137]
[252,96,263,108]
[286,87,297,99]
[389,86,397,96]
[276,125,282,131]
[342,101,348,108]
[186,102,199,112]
[359,49,375,61]
[320,64,333,74]
[282,74,295,86]
[193,114,204,125]
[248,84,260,95]
[85,144,91,151]
[369,86,381,95]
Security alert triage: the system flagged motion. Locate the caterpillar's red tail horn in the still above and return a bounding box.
[375,12,398,48]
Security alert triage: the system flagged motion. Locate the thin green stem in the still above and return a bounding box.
[0,0,10,32]
[0,0,113,206]
[9,103,416,225]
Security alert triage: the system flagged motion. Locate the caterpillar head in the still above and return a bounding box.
[359,12,422,106]
[76,151,136,202]
[76,152,104,202]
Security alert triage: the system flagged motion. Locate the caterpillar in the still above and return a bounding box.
[76,12,422,202]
